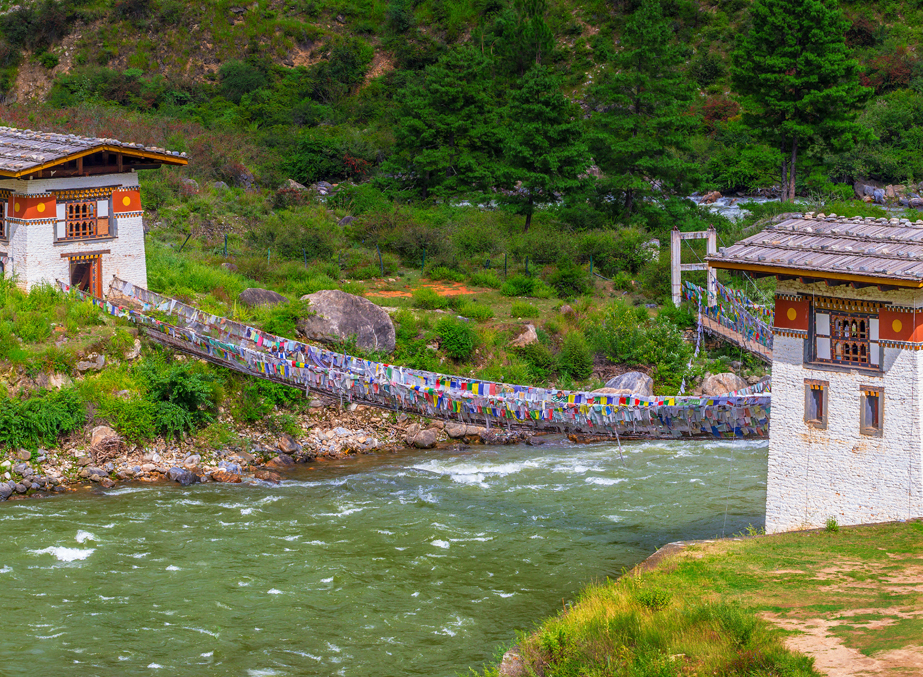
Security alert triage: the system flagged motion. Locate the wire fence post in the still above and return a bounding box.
[223,234,227,257]
[377,244,384,276]
[422,246,426,271]
[504,253,507,279]
[267,248,271,264]
[590,254,593,276]
[303,248,307,269]
[179,232,192,253]
[525,256,529,276]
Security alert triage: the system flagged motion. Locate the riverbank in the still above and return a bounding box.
[489,520,923,676]
[0,400,529,500]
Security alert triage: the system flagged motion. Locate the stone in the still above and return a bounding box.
[181,178,199,191]
[76,455,92,466]
[90,426,121,464]
[183,454,201,468]
[13,463,32,477]
[232,451,255,464]
[445,423,468,439]
[125,339,141,361]
[498,649,527,677]
[0,460,9,471]
[253,470,282,483]
[701,372,748,396]
[211,470,242,483]
[510,324,538,347]
[14,483,26,493]
[221,262,239,273]
[281,178,308,191]
[228,164,256,190]
[298,289,396,353]
[337,215,355,226]
[412,429,438,449]
[166,467,199,486]
[0,483,11,500]
[16,449,30,461]
[265,453,296,469]
[98,478,115,488]
[238,288,290,308]
[76,355,106,372]
[699,190,722,204]
[560,304,575,316]
[430,420,445,430]
[526,436,545,446]
[278,434,303,454]
[211,181,230,191]
[599,371,654,397]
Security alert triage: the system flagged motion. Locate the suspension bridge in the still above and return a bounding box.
[57,276,774,441]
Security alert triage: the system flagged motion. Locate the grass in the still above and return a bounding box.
[480,521,923,676]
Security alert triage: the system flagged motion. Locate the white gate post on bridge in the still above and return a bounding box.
[671,225,717,307]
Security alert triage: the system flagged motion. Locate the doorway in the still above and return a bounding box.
[69,256,101,297]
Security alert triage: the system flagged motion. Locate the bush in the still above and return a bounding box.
[427,265,465,282]
[133,355,217,439]
[435,317,476,361]
[547,261,591,299]
[470,269,502,289]
[510,300,540,318]
[456,299,494,321]
[0,388,84,450]
[501,274,535,297]
[515,341,555,381]
[412,288,447,310]
[246,209,339,263]
[557,332,593,380]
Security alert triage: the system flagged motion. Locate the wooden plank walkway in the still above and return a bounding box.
[700,315,773,364]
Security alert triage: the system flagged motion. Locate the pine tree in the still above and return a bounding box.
[383,47,501,200]
[733,0,871,201]
[501,65,589,232]
[587,0,699,219]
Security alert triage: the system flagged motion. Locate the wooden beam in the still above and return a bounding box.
[710,261,923,288]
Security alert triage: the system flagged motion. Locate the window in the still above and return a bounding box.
[0,201,5,240]
[813,309,880,369]
[65,201,96,239]
[860,386,883,437]
[805,379,828,429]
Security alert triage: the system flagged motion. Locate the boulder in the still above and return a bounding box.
[265,453,296,469]
[298,289,396,353]
[211,181,230,191]
[560,304,575,316]
[278,434,303,455]
[228,164,256,190]
[166,467,199,486]
[412,429,438,449]
[445,423,468,439]
[699,191,722,204]
[211,470,242,483]
[221,262,239,273]
[253,470,282,483]
[0,483,11,500]
[16,449,30,461]
[337,215,355,226]
[238,288,289,308]
[281,178,308,191]
[77,355,106,372]
[510,324,538,347]
[701,372,748,396]
[90,426,121,463]
[599,372,653,397]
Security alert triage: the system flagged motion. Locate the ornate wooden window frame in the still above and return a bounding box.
[804,379,828,430]
[859,385,883,437]
[809,297,882,373]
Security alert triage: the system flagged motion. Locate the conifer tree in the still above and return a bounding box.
[587,0,699,218]
[501,65,589,232]
[384,47,501,200]
[733,0,871,201]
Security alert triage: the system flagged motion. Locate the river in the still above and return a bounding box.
[0,437,768,676]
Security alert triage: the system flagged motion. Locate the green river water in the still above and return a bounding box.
[0,437,768,676]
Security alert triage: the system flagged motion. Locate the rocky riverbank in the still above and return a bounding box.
[0,400,530,500]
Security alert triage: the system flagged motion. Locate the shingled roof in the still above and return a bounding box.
[708,213,923,288]
[0,126,187,177]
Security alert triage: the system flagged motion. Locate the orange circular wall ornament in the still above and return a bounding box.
[893,319,903,334]
[122,196,131,207]
[786,307,797,321]
[36,202,45,213]
[14,201,20,213]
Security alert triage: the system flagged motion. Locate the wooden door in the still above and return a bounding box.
[91,255,102,298]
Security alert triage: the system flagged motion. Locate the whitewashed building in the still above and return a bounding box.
[709,213,923,532]
[0,127,186,296]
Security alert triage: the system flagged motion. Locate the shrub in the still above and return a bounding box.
[501,274,535,297]
[0,387,84,450]
[412,288,447,310]
[547,261,591,299]
[435,317,476,361]
[427,265,465,282]
[510,301,540,318]
[515,341,555,381]
[470,269,502,289]
[133,355,217,438]
[557,332,593,380]
[457,299,494,321]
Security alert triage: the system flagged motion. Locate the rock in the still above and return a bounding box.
[430,420,445,430]
[90,426,121,464]
[0,460,9,471]
[232,451,255,464]
[699,190,722,204]
[445,423,468,439]
[278,434,303,454]
[221,262,239,273]
[125,339,141,361]
[412,429,438,449]
[498,649,527,677]
[181,178,199,191]
[560,304,575,316]
[0,483,10,500]
[337,215,355,226]
[238,288,289,308]
[477,429,498,444]
[265,453,295,469]
[166,467,199,486]
[281,178,308,191]
[701,372,749,396]
[13,463,32,477]
[298,289,396,353]
[211,181,230,191]
[228,164,256,190]
[402,423,421,445]
[16,449,30,461]
[253,470,282,483]
[183,454,201,468]
[599,372,654,397]
[76,455,92,466]
[211,470,242,483]
[76,355,106,372]
[510,324,538,347]
[526,436,545,446]
[14,483,26,494]
[98,478,115,489]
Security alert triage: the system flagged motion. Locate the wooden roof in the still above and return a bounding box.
[0,126,187,177]
[708,213,923,288]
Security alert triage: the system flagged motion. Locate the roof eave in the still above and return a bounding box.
[0,144,188,178]
[707,258,923,289]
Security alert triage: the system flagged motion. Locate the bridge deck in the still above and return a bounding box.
[700,315,773,364]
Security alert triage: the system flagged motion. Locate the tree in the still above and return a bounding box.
[501,65,589,232]
[489,0,555,76]
[382,47,501,200]
[732,0,871,201]
[587,0,699,218]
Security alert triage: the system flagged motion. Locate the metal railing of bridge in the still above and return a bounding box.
[683,280,774,356]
